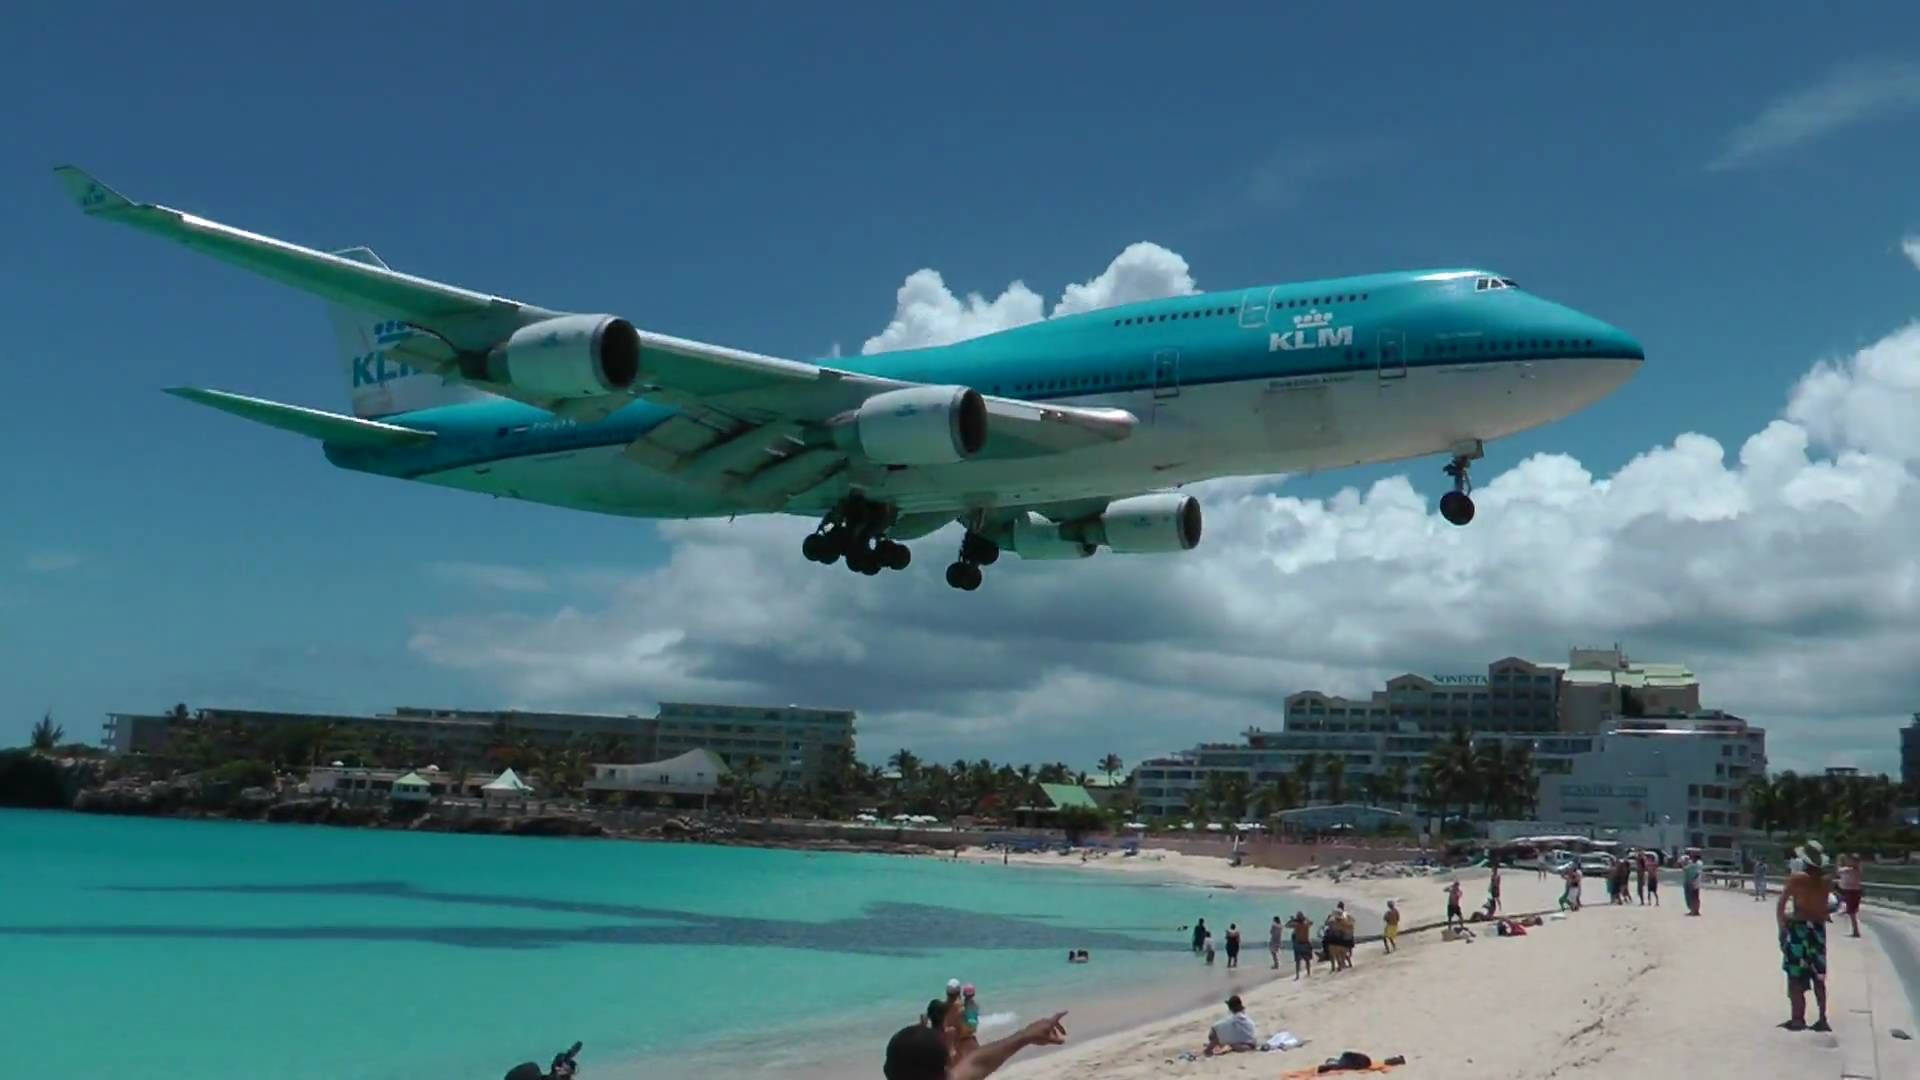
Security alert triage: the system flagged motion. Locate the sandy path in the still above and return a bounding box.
[990,860,1883,1079]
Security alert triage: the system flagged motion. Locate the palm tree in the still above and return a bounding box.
[888,748,921,783]
[1255,775,1302,818]
[1383,761,1411,811]
[1472,741,1508,819]
[1425,728,1477,821]
[1323,756,1347,805]
[29,711,63,752]
[1098,753,1124,785]
[1742,775,1778,838]
[1293,753,1319,807]
[1361,771,1392,809]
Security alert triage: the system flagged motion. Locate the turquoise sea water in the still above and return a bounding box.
[2,811,1325,1078]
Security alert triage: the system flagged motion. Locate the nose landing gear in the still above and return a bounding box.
[945,531,1000,591]
[1439,440,1483,527]
[802,495,913,575]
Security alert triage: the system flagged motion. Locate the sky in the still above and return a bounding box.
[4,4,1920,776]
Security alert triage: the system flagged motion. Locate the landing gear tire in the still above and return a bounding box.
[877,540,911,571]
[959,533,1000,566]
[801,532,834,564]
[1439,441,1482,527]
[945,561,983,591]
[846,546,883,575]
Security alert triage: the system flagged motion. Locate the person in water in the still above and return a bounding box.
[1224,923,1241,968]
[1190,918,1208,954]
[1776,841,1833,1032]
[1268,915,1286,970]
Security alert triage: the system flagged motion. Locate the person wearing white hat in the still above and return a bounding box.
[1775,841,1832,1032]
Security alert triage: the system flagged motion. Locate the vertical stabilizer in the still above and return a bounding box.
[328,247,488,418]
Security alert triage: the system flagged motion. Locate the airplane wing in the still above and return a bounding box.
[165,387,435,448]
[58,167,1136,501]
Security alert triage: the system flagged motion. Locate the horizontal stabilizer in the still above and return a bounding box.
[165,387,435,448]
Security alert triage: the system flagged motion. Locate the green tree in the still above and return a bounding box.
[1292,753,1319,807]
[1255,774,1301,818]
[1098,753,1124,785]
[29,712,63,752]
[1323,757,1347,805]
[1383,761,1411,811]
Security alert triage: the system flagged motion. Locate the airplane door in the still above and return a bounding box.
[1377,330,1407,381]
[1152,350,1180,398]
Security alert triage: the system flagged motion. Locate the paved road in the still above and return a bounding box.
[1866,907,1920,1032]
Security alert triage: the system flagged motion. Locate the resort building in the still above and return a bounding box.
[1132,646,1758,859]
[104,700,857,789]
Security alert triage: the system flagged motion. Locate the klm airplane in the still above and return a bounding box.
[57,167,1642,591]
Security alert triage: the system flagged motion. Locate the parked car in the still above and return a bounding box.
[1578,853,1617,874]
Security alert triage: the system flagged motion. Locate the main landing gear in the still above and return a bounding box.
[1439,439,1483,527]
[944,531,999,592]
[802,494,912,575]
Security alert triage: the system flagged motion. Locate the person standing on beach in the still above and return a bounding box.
[1224,923,1241,968]
[1268,916,1285,970]
[1752,858,1769,901]
[1643,853,1659,906]
[1776,841,1833,1032]
[1682,855,1704,916]
[1487,862,1502,915]
[1836,854,1864,938]
[1634,851,1647,904]
[1286,911,1314,980]
[1444,879,1465,929]
[1191,918,1207,955]
[1382,900,1400,953]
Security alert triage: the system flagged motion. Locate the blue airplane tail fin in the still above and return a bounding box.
[327,247,486,418]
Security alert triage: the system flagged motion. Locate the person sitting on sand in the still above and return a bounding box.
[1286,911,1314,980]
[1382,900,1400,953]
[886,1011,1070,1079]
[1203,994,1258,1056]
[1776,841,1833,1033]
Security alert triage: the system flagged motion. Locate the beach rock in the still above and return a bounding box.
[265,797,336,824]
[231,786,276,818]
[509,814,605,838]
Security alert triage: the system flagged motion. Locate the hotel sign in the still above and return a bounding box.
[1561,783,1648,800]
[1430,674,1487,685]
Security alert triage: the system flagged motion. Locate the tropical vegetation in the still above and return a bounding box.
[1741,770,1911,857]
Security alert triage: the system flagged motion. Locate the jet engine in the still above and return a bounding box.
[487,314,640,399]
[1091,493,1203,553]
[840,385,988,465]
[1005,511,1096,559]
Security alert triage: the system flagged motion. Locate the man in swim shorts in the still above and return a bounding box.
[1776,841,1832,1032]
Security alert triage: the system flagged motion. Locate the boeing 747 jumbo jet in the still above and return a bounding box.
[57,167,1642,591]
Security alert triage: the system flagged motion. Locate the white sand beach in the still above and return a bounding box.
[958,850,1919,1080]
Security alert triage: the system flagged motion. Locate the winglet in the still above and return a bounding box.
[52,165,134,215]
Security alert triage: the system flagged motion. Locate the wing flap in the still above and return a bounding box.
[166,387,435,448]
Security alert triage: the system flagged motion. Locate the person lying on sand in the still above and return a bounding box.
[1203,995,1258,1056]
[886,1012,1069,1080]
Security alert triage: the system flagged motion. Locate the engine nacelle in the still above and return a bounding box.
[1005,512,1096,560]
[488,314,640,399]
[842,385,988,465]
[1092,493,1203,553]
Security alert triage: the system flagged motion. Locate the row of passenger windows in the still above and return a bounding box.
[1422,337,1595,359]
[1002,370,1148,395]
[1109,292,1370,328]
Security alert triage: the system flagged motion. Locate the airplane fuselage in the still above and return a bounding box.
[324,267,1643,520]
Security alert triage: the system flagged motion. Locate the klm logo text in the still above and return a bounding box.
[1269,325,1353,352]
[351,350,420,387]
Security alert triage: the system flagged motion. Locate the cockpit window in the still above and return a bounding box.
[1475,277,1518,292]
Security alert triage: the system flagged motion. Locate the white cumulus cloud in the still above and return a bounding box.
[411,241,1920,776]
[860,242,1198,354]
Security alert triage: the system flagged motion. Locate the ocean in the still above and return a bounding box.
[1,810,1326,1078]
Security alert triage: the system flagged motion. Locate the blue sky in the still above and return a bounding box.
[6,5,1920,773]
